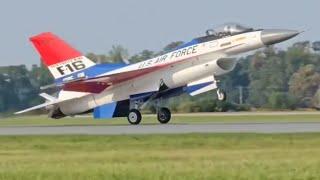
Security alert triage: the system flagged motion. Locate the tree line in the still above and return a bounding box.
[1,41,319,115]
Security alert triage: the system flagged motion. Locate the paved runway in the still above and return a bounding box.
[1,122,320,135]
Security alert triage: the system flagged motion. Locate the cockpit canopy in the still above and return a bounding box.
[206,23,253,38]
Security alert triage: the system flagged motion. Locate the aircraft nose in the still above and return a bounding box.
[261,29,300,46]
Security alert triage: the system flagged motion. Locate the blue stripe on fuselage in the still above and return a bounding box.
[54,63,128,84]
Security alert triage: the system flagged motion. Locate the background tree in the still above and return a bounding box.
[157,41,184,55]
[289,64,320,107]
[86,53,110,63]
[108,45,129,63]
[130,50,155,63]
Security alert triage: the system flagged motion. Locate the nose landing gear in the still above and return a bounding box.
[217,89,227,101]
[212,75,227,102]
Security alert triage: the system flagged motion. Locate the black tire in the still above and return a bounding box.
[157,107,171,124]
[127,109,142,125]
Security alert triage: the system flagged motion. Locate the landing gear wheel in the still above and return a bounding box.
[157,107,171,124]
[127,109,142,125]
[217,89,227,101]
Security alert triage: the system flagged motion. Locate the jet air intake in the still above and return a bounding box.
[216,58,237,71]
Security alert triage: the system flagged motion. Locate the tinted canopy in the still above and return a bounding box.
[206,23,253,38]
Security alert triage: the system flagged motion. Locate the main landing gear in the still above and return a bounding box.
[126,78,174,125]
[127,109,142,125]
[157,107,171,124]
[127,107,172,125]
[126,96,172,125]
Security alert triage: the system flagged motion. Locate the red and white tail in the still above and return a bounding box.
[30,32,95,79]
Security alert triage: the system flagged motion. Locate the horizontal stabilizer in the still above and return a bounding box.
[39,93,57,101]
[15,93,66,114]
[14,101,57,114]
[40,83,57,90]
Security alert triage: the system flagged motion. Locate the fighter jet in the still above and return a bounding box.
[16,23,300,124]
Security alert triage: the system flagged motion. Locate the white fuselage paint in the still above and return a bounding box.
[59,31,264,115]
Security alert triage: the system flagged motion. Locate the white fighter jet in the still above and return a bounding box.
[16,23,299,124]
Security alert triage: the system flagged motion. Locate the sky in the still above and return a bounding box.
[0,0,317,66]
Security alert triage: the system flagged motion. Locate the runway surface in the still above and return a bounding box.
[1,122,320,135]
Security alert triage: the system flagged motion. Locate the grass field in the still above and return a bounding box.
[0,133,320,180]
[2,112,320,126]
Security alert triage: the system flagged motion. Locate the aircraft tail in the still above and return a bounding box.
[30,32,95,79]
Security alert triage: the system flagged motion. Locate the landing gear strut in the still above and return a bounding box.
[217,89,227,101]
[157,107,171,124]
[213,75,227,102]
[127,79,172,125]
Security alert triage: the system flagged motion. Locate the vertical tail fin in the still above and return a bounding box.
[30,32,95,79]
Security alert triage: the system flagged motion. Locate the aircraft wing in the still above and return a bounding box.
[61,61,175,93]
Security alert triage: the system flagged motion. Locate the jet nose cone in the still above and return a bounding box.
[261,29,300,46]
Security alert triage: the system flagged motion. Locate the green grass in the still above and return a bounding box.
[0,133,320,179]
[1,113,320,127]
